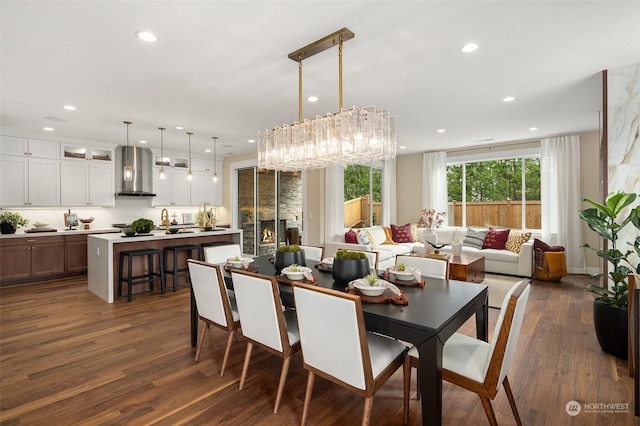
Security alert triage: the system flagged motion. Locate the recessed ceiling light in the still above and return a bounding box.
[529,127,538,131]
[437,129,446,133]
[63,105,76,111]
[307,96,318,102]
[503,96,515,102]
[175,126,184,130]
[43,127,54,131]
[399,145,406,149]
[205,149,212,153]
[136,31,157,42]
[248,139,255,143]
[139,140,147,144]
[461,43,478,53]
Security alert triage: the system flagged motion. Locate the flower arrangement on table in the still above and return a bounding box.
[417,208,446,230]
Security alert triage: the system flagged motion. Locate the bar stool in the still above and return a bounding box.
[118,249,165,302]
[164,244,201,291]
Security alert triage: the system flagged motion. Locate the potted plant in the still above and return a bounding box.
[274,244,305,273]
[130,218,155,234]
[580,191,640,358]
[0,211,29,234]
[332,249,370,286]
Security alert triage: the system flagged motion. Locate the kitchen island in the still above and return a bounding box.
[88,228,242,302]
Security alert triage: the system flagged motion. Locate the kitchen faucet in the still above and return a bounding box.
[161,208,170,233]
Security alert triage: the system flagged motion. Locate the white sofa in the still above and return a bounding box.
[325,226,534,277]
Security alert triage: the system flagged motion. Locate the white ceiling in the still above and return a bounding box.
[1,1,639,159]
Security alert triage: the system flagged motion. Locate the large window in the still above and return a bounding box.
[343,164,382,228]
[447,157,541,229]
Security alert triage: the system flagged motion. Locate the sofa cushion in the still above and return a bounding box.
[373,248,395,262]
[480,247,520,263]
[505,231,532,253]
[482,227,510,250]
[383,226,398,245]
[533,238,564,252]
[391,223,414,243]
[410,223,419,242]
[463,228,488,249]
[356,229,375,248]
[379,244,412,256]
[345,229,358,244]
[368,227,387,247]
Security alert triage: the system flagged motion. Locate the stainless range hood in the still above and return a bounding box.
[114,146,156,196]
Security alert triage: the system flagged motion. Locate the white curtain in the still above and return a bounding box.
[324,166,344,243]
[382,158,397,225]
[422,152,449,225]
[541,135,586,274]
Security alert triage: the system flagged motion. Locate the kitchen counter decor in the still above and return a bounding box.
[0,211,29,234]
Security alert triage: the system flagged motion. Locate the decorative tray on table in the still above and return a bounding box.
[224,264,258,273]
[276,274,316,286]
[345,287,408,305]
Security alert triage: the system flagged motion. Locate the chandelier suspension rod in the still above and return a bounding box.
[298,56,303,123]
[339,36,343,111]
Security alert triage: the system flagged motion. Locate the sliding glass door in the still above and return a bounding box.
[237,167,302,256]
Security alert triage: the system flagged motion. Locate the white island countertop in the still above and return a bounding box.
[88,228,242,302]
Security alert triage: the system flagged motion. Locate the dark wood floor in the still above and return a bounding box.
[0,274,637,425]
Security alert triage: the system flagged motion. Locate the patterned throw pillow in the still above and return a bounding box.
[410,223,419,242]
[383,226,398,245]
[462,228,488,249]
[357,228,377,248]
[345,229,358,244]
[391,223,414,243]
[505,231,532,253]
[482,227,511,250]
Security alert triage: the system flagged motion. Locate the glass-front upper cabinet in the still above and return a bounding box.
[62,144,112,162]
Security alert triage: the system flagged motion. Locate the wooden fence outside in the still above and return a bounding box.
[449,200,541,229]
[344,196,382,228]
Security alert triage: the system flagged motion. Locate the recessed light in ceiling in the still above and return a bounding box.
[529,127,538,131]
[502,96,515,102]
[205,149,212,153]
[136,31,157,42]
[437,129,446,133]
[399,145,406,149]
[248,139,255,143]
[45,116,66,122]
[175,126,184,130]
[139,140,147,144]
[43,127,54,131]
[307,96,318,102]
[461,43,478,53]
[63,105,76,111]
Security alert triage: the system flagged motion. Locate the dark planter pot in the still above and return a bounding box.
[135,227,152,234]
[274,250,306,274]
[593,299,628,359]
[1,222,16,234]
[332,258,370,286]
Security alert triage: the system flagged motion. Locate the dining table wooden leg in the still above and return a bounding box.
[417,335,443,425]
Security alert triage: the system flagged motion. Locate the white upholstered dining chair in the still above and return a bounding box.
[403,279,531,425]
[292,283,407,425]
[395,254,448,279]
[229,270,301,414]
[298,245,325,262]
[203,243,242,264]
[187,260,240,377]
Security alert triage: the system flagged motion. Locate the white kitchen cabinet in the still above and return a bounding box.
[0,156,59,207]
[152,167,190,206]
[191,169,222,206]
[1,136,59,158]
[60,161,114,206]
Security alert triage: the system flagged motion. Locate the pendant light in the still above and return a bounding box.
[186,132,193,181]
[123,121,133,181]
[158,127,166,180]
[212,136,218,182]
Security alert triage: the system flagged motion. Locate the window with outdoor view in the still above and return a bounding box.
[447,157,541,229]
[343,164,382,228]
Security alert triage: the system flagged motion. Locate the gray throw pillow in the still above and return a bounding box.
[463,228,488,249]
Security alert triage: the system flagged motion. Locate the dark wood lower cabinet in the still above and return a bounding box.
[65,234,88,273]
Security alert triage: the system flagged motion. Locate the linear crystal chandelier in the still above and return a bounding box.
[258,28,396,172]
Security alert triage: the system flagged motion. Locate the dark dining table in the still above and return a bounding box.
[190,256,488,426]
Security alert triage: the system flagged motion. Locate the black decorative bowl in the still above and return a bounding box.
[332,258,370,286]
[274,250,306,274]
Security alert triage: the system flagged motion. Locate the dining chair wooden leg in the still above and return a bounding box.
[362,396,374,426]
[194,322,208,362]
[479,395,498,426]
[273,354,292,414]
[301,371,315,426]
[502,376,523,425]
[220,329,235,377]
[403,354,410,424]
[239,342,253,390]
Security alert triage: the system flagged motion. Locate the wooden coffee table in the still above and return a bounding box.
[448,253,485,283]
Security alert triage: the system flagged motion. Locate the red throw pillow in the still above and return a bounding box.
[534,238,564,252]
[345,229,358,244]
[391,223,414,243]
[482,227,510,250]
